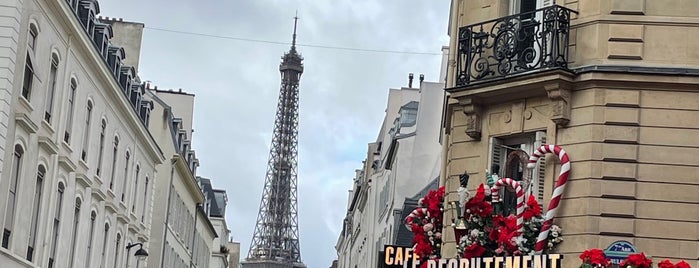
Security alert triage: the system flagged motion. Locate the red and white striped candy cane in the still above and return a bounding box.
[491,178,524,238]
[404,207,428,230]
[527,144,571,254]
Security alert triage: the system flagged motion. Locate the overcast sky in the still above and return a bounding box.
[99,0,450,266]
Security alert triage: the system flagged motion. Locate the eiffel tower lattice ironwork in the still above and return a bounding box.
[242,15,306,268]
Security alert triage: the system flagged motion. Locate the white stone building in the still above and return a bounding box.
[0,0,165,267]
[199,177,234,268]
[335,49,448,267]
[145,88,217,268]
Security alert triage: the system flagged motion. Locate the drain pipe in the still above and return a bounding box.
[159,156,177,267]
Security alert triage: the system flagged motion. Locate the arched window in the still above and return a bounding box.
[44,54,59,123]
[113,233,121,268]
[3,145,24,248]
[121,151,130,202]
[97,119,106,176]
[28,165,46,261]
[68,198,81,268]
[82,101,93,161]
[64,79,77,143]
[141,176,149,222]
[109,136,119,190]
[28,24,38,52]
[21,54,34,100]
[48,182,65,268]
[100,223,109,268]
[86,211,97,268]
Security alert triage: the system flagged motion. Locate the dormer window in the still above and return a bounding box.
[172,118,182,132]
[119,66,135,92]
[130,84,142,108]
[93,23,112,58]
[107,46,125,80]
[78,0,99,37]
[139,101,153,125]
[398,101,419,128]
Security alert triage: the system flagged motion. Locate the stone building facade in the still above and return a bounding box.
[0,0,231,267]
[145,88,217,268]
[442,0,699,266]
[335,71,446,268]
[0,0,163,267]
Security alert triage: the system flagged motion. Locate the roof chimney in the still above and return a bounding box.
[408,73,414,88]
[419,74,424,85]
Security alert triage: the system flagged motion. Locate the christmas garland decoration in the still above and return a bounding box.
[405,186,445,266]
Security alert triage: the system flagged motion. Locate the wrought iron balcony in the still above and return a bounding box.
[454,5,576,87]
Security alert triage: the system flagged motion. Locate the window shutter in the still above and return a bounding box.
[533,131,547,202]
[487,137,504,176]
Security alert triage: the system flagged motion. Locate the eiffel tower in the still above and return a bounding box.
[242,15,306,268]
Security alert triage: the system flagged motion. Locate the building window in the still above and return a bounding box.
[109,136,119,190]
[3,145,23,248]
[141,177,149,222]
[86,211,97,268]
[21,54,34,100]
[44,54,59,123]
[121,151,130,202]
[65,79,77,143]
[100,223,109,268]
[48,183,64,268]
[69,198,81,268]
[398,101,419,127]
[488,131,546,215]
[28,165,46,261]
[132,165,139,213]
[114,234,121,268]
[28,24,38,52]
[82,101,93,161]
[97,119,106,176]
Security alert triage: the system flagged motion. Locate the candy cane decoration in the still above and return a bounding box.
[490,178,524,238]
[405,207,428,230]
[527,144,571,254]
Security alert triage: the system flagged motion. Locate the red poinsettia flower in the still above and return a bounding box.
[579,248,610,266]
[522,195,542,220]
[621,253,652,268]
[658,260,675,268]
[464,184,494,217]
[463,243,487,259]
[675,260,692,268]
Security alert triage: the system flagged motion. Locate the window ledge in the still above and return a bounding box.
[38,136,59,155]
[60,140,73,154]
[93,174,104,185]
[40,120,55,136]
[14,113,38,134]
[17,96,34,113]
[0,247,36,268]
[78,159,89,172]
[75,173,91,188]
[58,156,77,172]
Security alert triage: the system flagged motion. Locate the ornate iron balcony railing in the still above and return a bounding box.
[455,5,576,87]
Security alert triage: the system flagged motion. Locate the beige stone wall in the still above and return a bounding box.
[442,72,699,266]
[444,0,699,265]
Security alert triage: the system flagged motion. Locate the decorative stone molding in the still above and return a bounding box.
[544,83,572,127]
[459,97,482,140]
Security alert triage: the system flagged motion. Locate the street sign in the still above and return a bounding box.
[604,241,638,265]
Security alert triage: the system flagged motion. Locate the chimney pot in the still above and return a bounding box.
[408,73,414,88]
[419,74,424,84]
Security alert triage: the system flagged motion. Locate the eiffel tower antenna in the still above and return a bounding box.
[242,13,306,268]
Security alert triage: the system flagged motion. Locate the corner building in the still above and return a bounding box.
[0,0,163,267]
[442,0,699,266]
